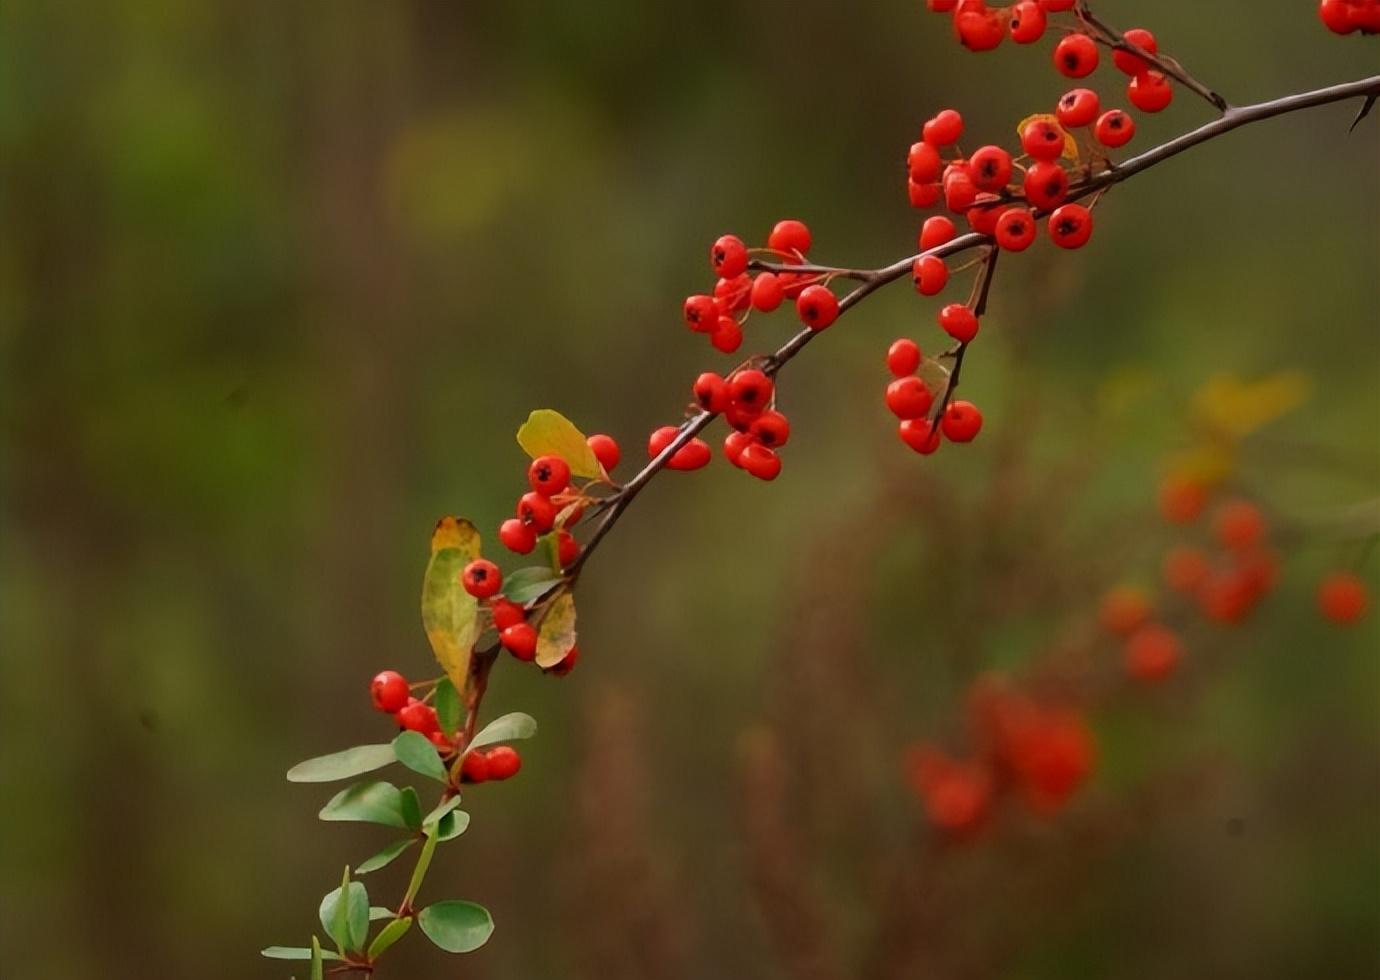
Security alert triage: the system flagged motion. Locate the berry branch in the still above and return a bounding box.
[267,4,1378,974]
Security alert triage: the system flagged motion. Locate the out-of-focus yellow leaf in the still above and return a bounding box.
[421,517,482,693]
[1193,372,1312,440]
[516,409,602,479]
[1164,444,1235,487]
[535,590,576,669]
[1017,113,1079,163]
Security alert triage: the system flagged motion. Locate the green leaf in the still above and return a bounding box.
[535,590,576,669]
[369,906,396,921]
[436,809,470,842]
[418,900,495,953]
[392,731,447,783]
[287,744,396,783]
[422,517,483,695]
[434,678,461,739]
[319,878,369,953]
[465,712,538,755]
[319,781,411,829]
[356,838,416,875]
[311,935,324,980]
[501,566,565,604]
[400,786,423,831]
[367,915,413,960]
[260,946,342,961]
[515,409,601,479]
[424,795,463,826]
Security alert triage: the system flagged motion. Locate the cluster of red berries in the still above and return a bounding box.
[689,368,790,480]
[496,452,601,563]
[367,669,527,776]
[460,558,580,674]
[905,674,1095,835]
[1319,0,1380,33]
[884,337,983,455]
[684,220,840,354]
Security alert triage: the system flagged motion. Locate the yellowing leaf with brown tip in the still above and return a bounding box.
[421,517,482,693]
[1192,372,1312,441]
[535,589,576,669]
[516,409,602,479]
[1017,113,1080,163]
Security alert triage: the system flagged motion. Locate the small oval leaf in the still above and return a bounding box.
[356,838,416,875]
[287,744,396,783]
[261,946,342,961]
[367,915,413,960]
[422,517,483,694]
[319,782,410,829]
[418,900,495,953]
[392,731,447,783]
[502,566,565,605]
[465,712,538,755]
[535,591,576,669]
[516,409,602,479]
[434,678,462,739]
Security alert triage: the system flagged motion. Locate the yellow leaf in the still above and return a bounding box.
[421,517,482,694]
[516,409,602,480]
[1192,372,1312,441]
[1164,444,1235,488]
[535,589,576,669]
[1016,113,1080,163]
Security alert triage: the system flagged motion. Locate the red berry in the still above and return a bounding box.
[711,234,748,278]
[966,197,1007,237]
[1023,160,1069,210]
[1318,571,1369,624]
[750,272,784,312]
[913,254,950,295]
[956,8,1005,51]
[491,598,525,630]
[1112,27,1157,75]
[1162,546,1210,593]
[1021,118,1067,161]
[501,622,538,661]
[938,303,980,343]
[461,750,490,783]
[723,430,755,467]
[994,207,1037,251]
[1197,568,1258,625]
[556,529,580,566]
[968,145,1013,191]
[1352,2,1380,31]
[899,418,943,455]
[397,699,440,735]
[767,219,812,257]
[547,644,579,676]
[1056,88,1101,129]
[796,284,839,330]
[714,273,752,313]
[429,731,454,754]
[1320,0,1359,31]
[1158,473,1207,524]
[908,141,942,183]
[670,438,712,471]
[750,410,791,448]
[923,109,964,146]
[1053,33,1099,77]
[1213,499,1266,550]
[1008,0,1047,43]
[927,0,958,10]
[587,433,620,473]
[728,368,774,410]
[1094,109,1135,148]
[940,400,983,442]
[499,517,537,554]
[1124,623,1182,683]
[887,338,923,377]
[683,294,717,333]
[943,166,978,212]
[886,376,934,420]
[486,745,523,780]
[1047,203,1093,249]
[461,559,502,599]
[527,455,571,497]
[741,443,782,481]
[1038,0,1075,9]
[908,179,941,209]
[710,316,743,353]
[370,670,410,713]
[517,491,557,532]
[920,215,958,251]
[1128,71,1173,113]
[693,372,731,413]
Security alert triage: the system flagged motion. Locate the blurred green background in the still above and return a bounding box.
[2,2,1377,978]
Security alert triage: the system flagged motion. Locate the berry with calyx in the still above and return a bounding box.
[1112,28,1158,75]
[462,559,503,599]
[797,284,840,330]
[729,368,774,409]
[518,491,557,533]
[768,219,812,257]
[1048,203,1093,249]
[528,455,571,497]
[969,145,1013,191]
[1128,71,1173,113]
[397,698,440,736]
[1094,109,1136,148]
[995,208,1037,251]
[693,372,731,413]
[499,517,537,554]
[711,234,748,278]
[1008,0,1047,43]
[1021,117,1068,160]
[913,254,950,295]
[750,410,791,448]
[1056,88,1101,128]
[1054,33,1099,78]
[1023,160,1069,210]
[683,294,717,333]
